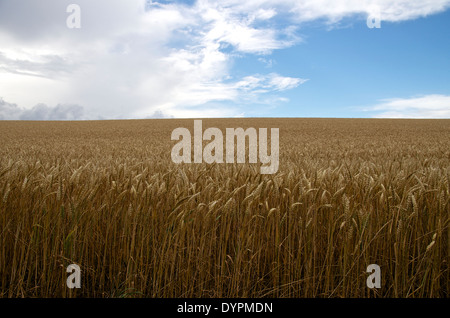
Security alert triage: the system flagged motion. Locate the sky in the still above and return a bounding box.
[0,0,449,120]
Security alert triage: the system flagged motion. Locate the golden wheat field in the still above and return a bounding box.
[0,118,448,298]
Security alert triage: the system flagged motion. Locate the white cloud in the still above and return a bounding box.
[366,94,450,118]
[218,0,450,23]
[235,73,307,92]
[199,4,297,54]
[268,74,308,91]
[0,0,449,119]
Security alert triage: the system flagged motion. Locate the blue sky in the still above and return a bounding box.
[242,9,450,117]
[0,0,449,119]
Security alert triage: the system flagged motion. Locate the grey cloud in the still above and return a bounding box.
[144,110,174,119]
[0,97,85,120]
[19,103,85,120]
[0,98,21,119]
[0,51,74,79]
[0,0,146,43]
[0,97,176,120]
[0,1,68,42]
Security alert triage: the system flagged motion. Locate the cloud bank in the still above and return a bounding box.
[0,98,86,120]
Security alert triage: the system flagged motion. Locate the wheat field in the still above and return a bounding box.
[0,118,448,298]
